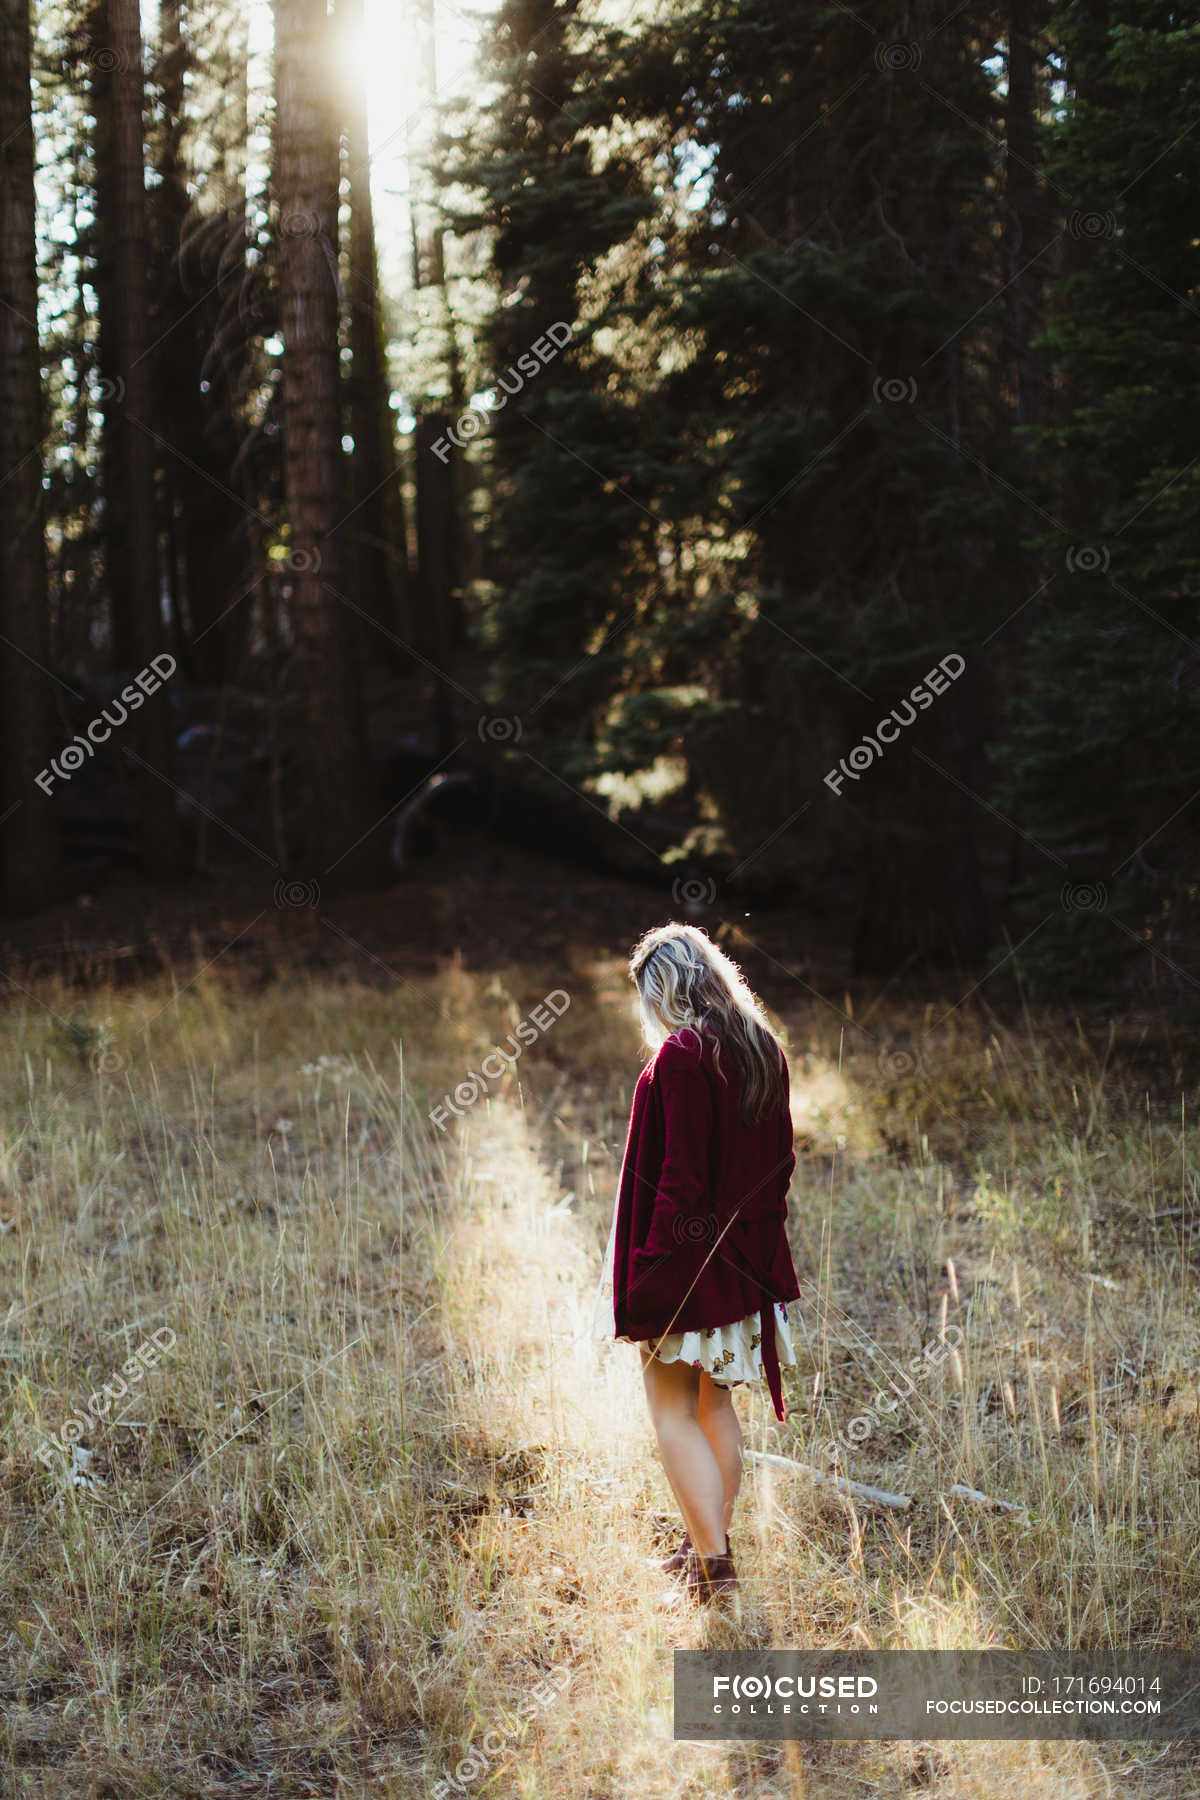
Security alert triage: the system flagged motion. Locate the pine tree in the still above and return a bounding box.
[0,0,57,910]
[91,0,182,871]
[149,0,256,689]
[451,0,655,728]
[994,1,1200,997]
[458,0,1024,963]
[337,0,406,656]
[274,0,376,879]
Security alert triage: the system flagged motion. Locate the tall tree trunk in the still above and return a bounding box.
[0,0,57,910]
[415,412,458,756]
[996,0,1049,905]
[94,0,181,872]
[1006,0,1043,434]
[407,0,464,735]
[1054,4,1114,537]
[211,5,258,686]
[155,0,252,689]
[338,0,405,658]
[58,172,94,669]
[275,0,376,881]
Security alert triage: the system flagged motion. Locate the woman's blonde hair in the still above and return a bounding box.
[629,922,787,1124]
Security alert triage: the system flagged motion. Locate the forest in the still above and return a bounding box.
[0,0,1197,996]
[3,4,1200,1798]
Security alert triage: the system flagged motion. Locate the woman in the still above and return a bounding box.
[592,923,802,1604]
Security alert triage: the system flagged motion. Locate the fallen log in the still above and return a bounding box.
[747,1451,1028,1518]
[746,1449,911,1510]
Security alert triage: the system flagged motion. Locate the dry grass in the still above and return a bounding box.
[1,944,1198,1797]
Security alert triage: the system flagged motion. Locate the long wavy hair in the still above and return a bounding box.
[629,923,788,1124]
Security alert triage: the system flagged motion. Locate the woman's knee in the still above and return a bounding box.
[642,1353,700,1422]
[698,1374,736,1419]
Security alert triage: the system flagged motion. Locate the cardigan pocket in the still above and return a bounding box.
[631,1244,667,1269]
[624,1244,670,1319]
[629,1244,668,1285]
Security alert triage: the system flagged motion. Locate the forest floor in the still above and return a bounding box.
[1,864,1199,1797]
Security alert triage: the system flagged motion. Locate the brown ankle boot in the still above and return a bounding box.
[657,1532,692,1574]
[686,1542,738,1604]
[657,1528,733,1576]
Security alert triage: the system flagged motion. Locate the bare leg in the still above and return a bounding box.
[639,1348,727,1558]
[698,1373,743,1539]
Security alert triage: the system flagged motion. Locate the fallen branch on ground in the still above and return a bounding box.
[746,1449,911,1509]
[944,1482,1028,1514]
[747,1450,1028,1517]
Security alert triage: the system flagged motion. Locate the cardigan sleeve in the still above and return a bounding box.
[778,1048,796,1194]
[636,1034,714,1257]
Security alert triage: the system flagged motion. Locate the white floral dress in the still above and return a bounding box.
[590,1188,798,1389]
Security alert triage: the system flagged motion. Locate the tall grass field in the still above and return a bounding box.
[1,938,1198,1797]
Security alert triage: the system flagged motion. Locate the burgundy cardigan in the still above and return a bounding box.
[611,1027,801,1420]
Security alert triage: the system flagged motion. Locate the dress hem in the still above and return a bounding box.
[607,1301,797,1390]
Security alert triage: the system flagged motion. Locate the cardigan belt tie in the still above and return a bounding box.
[721,1197,789,1422]
[759,1295,786,1422]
